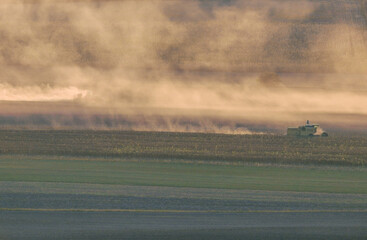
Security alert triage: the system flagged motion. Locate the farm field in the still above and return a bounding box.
[0,130,367,239]
[1,0,367,238]
[0,130,367,166]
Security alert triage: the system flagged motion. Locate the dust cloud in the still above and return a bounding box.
[0,0,366,132]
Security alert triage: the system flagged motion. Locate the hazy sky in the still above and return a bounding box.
[0,0,366,132]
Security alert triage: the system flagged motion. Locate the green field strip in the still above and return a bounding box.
[1,208,367,214]
[1,158,366,194]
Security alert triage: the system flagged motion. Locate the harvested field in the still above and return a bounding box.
[0,130,366,166]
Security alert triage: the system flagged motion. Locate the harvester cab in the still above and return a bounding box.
[287,120,328,137]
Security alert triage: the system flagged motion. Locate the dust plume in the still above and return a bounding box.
[0,0,366,133]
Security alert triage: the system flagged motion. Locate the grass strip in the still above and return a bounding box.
[1,158,366,194]
[1,208,367,214]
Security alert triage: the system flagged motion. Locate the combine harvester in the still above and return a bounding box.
[287,120,328,137]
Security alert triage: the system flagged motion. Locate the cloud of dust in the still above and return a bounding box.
[316,126,325,135]
[0,0,366,132]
